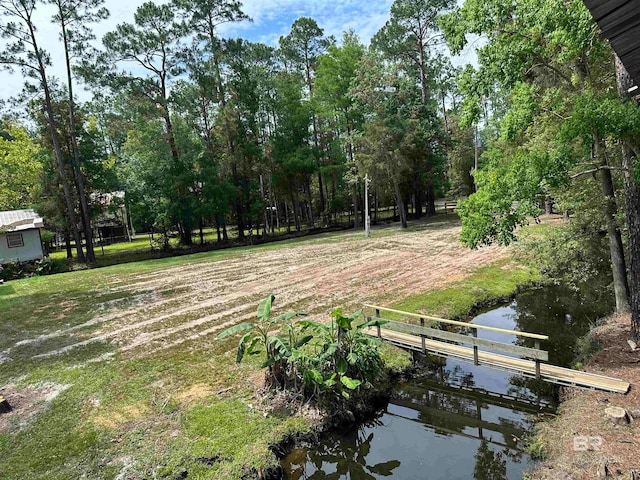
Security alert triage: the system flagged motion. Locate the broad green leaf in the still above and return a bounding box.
[272,311,308,323]
[257,294,275,322]
[245,337,261,355]
[333,309,363,331]
[294,335,313,348]
[297,320,327,333]
[236,332,253,363]
[340,376,362,390]
[336,316,352,331]
[324,374,337,388]
[358,318,389,330]
[268,335,291,357]
[341,390,350,399]
[217,323,257,339]
[336,358,348,375]
[324,343,338,357]
[347,352,357,365]
[303,369,324,386]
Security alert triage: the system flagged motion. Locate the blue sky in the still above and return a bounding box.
[0,0,476,103]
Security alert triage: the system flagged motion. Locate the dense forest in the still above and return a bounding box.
[0,0,462,258]
[1,0,640,337]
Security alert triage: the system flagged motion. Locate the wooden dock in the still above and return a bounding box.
[364,304,630,394]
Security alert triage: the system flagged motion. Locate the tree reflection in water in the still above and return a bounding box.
[282,421,401,480]
[473,440,508,480]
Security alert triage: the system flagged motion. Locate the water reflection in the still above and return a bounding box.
[283,368,541,479]
[474,440,507,480]
[471,283,614,398]
[282,283,612,479]
[282,422,401,480]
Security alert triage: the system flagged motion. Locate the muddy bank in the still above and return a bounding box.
[530,313,639,480]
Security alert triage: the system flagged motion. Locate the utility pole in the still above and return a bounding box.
[473,125,480,192]
[364,174,371,237]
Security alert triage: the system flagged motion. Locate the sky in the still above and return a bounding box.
[0,0,478,103]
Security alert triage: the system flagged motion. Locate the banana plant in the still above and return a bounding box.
[217,294,308,372]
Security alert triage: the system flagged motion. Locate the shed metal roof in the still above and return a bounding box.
[0,209,44,232]
[584,0,640,88]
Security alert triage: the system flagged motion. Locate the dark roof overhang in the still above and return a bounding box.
[584,0,640,91]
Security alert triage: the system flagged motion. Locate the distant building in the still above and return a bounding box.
[91,191,134,244]
[0,209,44,264]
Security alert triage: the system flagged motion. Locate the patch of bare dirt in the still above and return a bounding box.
[10,219,507,363]
[90,401,150,430]
[531,313,640,480]
[174,383,216,403]
[0,383,70,434]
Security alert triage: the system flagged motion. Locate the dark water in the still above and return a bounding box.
[281,283,614,480]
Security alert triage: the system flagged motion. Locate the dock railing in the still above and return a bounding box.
[364,304,550,378]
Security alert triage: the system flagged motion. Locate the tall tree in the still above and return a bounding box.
[316,31,366,226]
[373,0,454,216]
[50,0,109,262]
[103,2,196,244]
[351,53,426,228]
[174,0,249,238]
[280,17,330,221]
[613,57,640,339]
[442,0,632,312]
[0,0,86,260]
[373,0,454,106]
[0,122,43,210]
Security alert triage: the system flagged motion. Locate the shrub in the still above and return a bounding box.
[0,257,68,281]
[217,295,388,402]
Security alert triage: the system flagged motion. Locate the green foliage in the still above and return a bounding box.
[521,434,547,461]
[0,123,44,210]
[443,0,640,285]
[458,141,546,248]
[217,294,306,367]
[0,257,67,281]
[218,295,387,403]
[515,219,612,287]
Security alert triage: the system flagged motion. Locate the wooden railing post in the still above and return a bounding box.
[420,317,426,354]
[376,308,381,338]
[472,327,479,365]
[535,340,541,379]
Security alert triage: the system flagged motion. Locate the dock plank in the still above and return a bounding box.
[366,327,630,394]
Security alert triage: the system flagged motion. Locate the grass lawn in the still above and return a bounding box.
[46,206,422,269]
[0,216,541,479]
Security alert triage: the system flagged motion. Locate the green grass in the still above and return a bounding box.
[0,215,539,479]
[2,233,342,479]
[390,258,540,320]
[47,207,451,269]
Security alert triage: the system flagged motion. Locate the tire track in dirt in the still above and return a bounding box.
[22,222,506,361]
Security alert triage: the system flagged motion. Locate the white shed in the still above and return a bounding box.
[0,209,45,264]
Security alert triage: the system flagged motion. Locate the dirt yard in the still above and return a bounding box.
[11,219,508,363]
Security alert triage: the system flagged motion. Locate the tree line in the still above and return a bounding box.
[0,0,463,255]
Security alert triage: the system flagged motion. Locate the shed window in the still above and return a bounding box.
[6,233,24,248]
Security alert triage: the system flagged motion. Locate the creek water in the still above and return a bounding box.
[280,283,614,479]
